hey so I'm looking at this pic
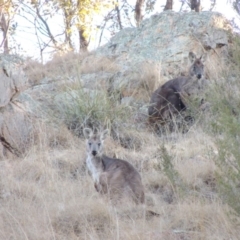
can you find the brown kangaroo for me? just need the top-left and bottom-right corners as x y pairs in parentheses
(83, 128), (145, 204)
(148, 52), (206, 126)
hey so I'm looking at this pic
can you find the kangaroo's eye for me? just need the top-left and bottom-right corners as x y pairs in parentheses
(98, 143), (101, 147)
(88, 142), (92, 146)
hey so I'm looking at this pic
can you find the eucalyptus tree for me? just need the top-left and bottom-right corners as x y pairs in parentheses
(0, 0), (18, 53)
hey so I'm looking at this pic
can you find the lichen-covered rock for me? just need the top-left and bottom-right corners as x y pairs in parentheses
(0, 102), (32, 157)
(97, 11), (231, 62)
(0, 54), (28, 108)
(89, 11), (232, 98)
(0, 54), (30, 157)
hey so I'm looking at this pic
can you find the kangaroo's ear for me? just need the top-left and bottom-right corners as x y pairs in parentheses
(83, 128), (93, 139)
(200, 53), (207, 63)
(101, 129), (109, 140)
(189, 52), (197, 63)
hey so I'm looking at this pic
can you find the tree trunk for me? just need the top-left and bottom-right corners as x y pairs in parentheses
(64, 19), (73, 50)
(0, 10), (9, 54)
(79, 28), (89, 52)
(116, 0), (123, 30)
(164, 0), (173, 11)
(191, 0), (201, 12)
(135, 0), (145, 27)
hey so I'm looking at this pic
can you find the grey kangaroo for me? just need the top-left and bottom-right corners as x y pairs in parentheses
(83, 128), (145, 204)
(148, 51), (206, 126)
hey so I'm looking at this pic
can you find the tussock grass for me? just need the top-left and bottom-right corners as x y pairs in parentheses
(80, 54), (119, 74)
(1, 117), (240, 239)
(52, 79), (137, 139)
(23, 58), (46, 86)
(196, 34), (240, 215)
(24, 52), (87, 86)
(119, 61), (160, 101)
(170, 201), (240, 239)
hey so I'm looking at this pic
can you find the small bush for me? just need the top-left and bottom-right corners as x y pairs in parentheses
(155, 145), (187, 200)
(53, 83), (135, 137)
(206, 35), (240, 214)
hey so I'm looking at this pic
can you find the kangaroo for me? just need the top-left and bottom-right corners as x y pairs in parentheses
(83, 128), (145, 204)
(148, 51), (206, 126)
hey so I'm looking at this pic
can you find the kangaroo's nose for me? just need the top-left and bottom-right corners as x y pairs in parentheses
(92, 150), (97, 156)
(197, 74), (202, 79)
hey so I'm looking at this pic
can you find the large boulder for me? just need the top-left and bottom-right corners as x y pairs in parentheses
(97, 11), (230, 62)
(0, 54), (28, 107)
(81, 11), (231, 100)
(0, 102), (32, 157)
(0, 54), (30, 158)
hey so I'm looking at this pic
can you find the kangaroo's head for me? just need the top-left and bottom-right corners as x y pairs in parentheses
(188, 52), (206, 80)
(83, 128), (109, 157)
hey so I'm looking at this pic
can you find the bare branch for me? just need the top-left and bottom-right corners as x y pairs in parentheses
(116, 0), (123, 29)
(35, 7), (57, 46)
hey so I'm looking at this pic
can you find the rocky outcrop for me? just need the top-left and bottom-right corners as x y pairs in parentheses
(97, 11), (230, 61)
(0, 11), (233, 156)
(64, 11), (230, 133)
(0, 54), (30, 157)
(0, 55), (28, 107)
(81, 11), (231, 100)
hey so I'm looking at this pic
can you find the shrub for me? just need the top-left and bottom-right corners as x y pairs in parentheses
(206, 34), (240, 214)
(53, 82), (134, 137)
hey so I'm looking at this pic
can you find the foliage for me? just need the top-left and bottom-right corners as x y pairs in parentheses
(206, 35), (240, 214)
(53, 82), (133, 137)
(229, 34), (240, 67)
(16, 0), (114, 60)
(211, 93), (240, 213)
(158, 145), (187, 198)
(55, 0), (115, 50)
(0, 0), (19, 53)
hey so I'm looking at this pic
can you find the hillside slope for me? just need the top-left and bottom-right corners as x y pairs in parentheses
(0, 10), (240, 240)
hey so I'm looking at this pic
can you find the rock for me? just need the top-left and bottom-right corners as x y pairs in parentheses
(0, 102), (33, 157)
(97, 11), (231, 62)
(0, 54), (30, 157)
(0, 54), (28, 108)
(89, 11), (231, 99)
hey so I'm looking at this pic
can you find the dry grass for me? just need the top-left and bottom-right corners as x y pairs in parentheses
(80, 54), (119, 74)
(24, 52), (89, 86)
(0, 120), (240, 240)
(119, 61), (161, 101)
(5, 35), (240, 239)
(23, 58), (46, 86)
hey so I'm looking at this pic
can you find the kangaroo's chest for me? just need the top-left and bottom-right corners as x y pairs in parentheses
(86, 155), (103, 183)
